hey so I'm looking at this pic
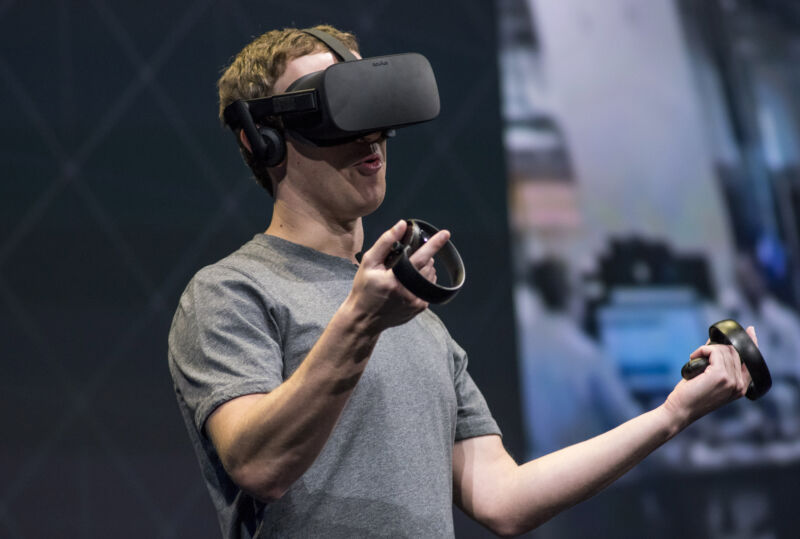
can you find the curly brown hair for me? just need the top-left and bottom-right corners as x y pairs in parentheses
(217, 25), (360, 196)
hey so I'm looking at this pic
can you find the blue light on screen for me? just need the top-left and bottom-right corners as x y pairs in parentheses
(598, 286), (707, 395)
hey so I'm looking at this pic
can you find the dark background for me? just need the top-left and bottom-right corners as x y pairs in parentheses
(6, 1), (797, 538)
(0, 1), (522, 537)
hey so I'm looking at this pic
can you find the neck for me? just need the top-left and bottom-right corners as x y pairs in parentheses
(266, 199), (364, 263)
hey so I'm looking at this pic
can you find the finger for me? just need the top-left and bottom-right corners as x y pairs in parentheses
(408, 229), (451, 268)
(411, 296), (429, 312)
(419, 258), (437, 283)
(361, 220), (407, 266)
(690, 340), (736, 359)
(689, 345), (713, 360)
(746, 325), (759, 347)
(740, 361), (753, 392)
(395, 287), (430, 313)
(724, 347), (750, 396)
(718, 344), (740, 376)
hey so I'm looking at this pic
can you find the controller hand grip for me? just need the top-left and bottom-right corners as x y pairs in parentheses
(681, 357), (709, 380)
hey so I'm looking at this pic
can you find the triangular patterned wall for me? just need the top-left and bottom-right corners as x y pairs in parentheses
(0, 1), (519, 537)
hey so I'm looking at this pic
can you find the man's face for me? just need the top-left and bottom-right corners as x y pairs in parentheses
(272, 51), (388, 222)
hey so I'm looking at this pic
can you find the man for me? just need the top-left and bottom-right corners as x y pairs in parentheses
(168, 25), (755, 538)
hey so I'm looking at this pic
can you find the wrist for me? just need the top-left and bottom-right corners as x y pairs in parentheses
(657, 397), (692, 438)
(332, 294), (385, 344)
(301, 298), (381, 382)
(338, 292), (386, 337)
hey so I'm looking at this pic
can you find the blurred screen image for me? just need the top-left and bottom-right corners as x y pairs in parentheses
(498, 0), (800, 536)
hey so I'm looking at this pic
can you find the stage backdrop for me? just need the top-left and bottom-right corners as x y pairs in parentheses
(0, 1), (519, 538)
(5, 1), (799, 538)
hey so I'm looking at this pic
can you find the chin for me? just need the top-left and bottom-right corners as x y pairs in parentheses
(358, 196), (385, 218)
(356, 188), (386, 218)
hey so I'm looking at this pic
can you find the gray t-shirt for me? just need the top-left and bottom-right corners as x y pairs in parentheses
(168, 234), (500, 538)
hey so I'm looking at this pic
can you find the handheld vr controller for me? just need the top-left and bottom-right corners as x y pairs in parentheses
(384, 219), (465, 305)
(222, 29), (440, 166)
(681, 319), (772, 400)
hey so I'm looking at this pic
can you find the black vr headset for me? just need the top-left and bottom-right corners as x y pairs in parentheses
(222, 28), (441, 166)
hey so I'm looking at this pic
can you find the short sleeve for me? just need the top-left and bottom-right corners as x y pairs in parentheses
(168, 264), (284, 434)
(451, 339), (502, 442)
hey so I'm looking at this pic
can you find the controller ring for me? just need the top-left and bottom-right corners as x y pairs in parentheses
(384, 219), (465, 304)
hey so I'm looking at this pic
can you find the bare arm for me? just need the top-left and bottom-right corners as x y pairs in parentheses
(205, 220), (447, 502)
(454, 330), (756, 537)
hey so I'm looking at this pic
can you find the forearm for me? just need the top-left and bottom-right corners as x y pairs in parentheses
(463, 405), (686, 536)
(513, 405), (683, 529)
(210, 296), (381, 501)
(459, 333), (752, 536)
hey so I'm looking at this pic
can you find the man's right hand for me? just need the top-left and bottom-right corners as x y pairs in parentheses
(345, 219), (451, 333)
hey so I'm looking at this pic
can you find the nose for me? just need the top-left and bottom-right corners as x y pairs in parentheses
(356, 130), (394, 143)
(356, 131), (383, 143)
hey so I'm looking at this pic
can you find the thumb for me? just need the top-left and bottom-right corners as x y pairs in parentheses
(746, 325), (759, 347)
(360, 220), (407, 267)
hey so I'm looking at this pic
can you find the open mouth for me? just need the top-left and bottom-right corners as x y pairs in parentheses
(354, 153), (383, 174)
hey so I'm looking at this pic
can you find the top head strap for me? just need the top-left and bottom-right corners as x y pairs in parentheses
(302, 29), (358, 62)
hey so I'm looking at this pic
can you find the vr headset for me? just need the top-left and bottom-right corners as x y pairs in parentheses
(222, 28), (441, 166)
